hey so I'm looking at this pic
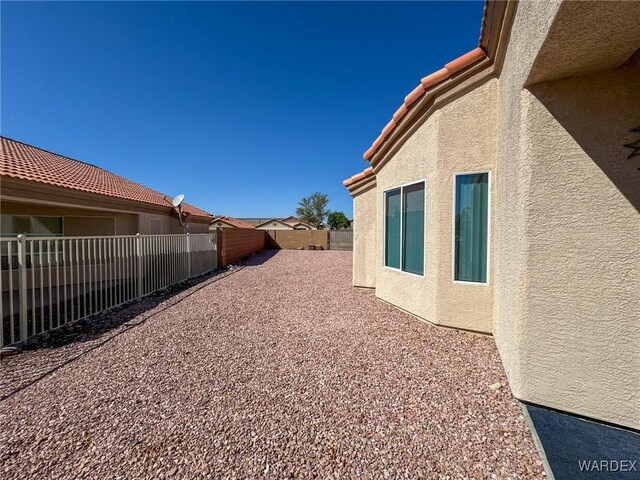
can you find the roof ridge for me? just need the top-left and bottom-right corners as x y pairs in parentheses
(1, 136), (212, 218)
(362, 47), (486, 161)
(0, 135), (108, 172)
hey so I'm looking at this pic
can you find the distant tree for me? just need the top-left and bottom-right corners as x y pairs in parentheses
(296, 192), (330, 229)
(327, 211), (351, 230)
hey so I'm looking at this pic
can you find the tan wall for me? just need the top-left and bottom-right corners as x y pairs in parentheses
(373, 79), (498, 334)
(0, 201), (137, 236)
(217, 228), (266, 267)
(492, 0), (563, 419)
(1, 200), (210, 236)
(495, 0), (639, 429)
(137, 213), (209, 235)
(352, 184), (377, 288)
(266, 230), (328, 250)
(257, 222), (292, 230)
(210, 222), (237, 229)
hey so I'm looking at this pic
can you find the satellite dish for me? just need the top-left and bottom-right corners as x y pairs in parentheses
(172, 194), (185, 207)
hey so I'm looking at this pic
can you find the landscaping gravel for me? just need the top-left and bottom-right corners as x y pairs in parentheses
(0, 250), (544, 479)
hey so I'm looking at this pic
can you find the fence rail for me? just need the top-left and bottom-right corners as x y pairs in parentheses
(329, 230), (353, 251)
(1, 233), (217, 348)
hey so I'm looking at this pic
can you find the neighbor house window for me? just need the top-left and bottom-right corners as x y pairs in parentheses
(0, 215), (63, 236)
(384, 181), (425, 275)
(454, 173), (489, 283)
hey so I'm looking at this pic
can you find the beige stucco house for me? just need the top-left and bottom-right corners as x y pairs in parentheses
(209, 216), (256, 229)
(236, 216), (315, 230)
(344, 0), (639, 431)
(1, 137), (213, 236)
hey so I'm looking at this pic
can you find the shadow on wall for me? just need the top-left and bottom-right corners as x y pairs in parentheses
(528, 49), (640, 212)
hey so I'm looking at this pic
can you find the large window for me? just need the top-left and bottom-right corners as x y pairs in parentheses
(0, 215), (63, 237)
(454, 173), (489, 283)
(384, 181), (425, 275)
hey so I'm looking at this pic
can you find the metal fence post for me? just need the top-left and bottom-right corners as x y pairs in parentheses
(17, 234), (28, 341)
(136, 233), (143, 298)
(186, 233), (191, 278)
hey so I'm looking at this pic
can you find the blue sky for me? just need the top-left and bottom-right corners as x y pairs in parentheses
(1, 1), (483, 218)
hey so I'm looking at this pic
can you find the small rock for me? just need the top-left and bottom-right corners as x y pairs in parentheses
(489, 382), (503, 391)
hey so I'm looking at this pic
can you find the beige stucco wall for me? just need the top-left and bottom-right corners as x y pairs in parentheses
(0, 201), (209, 236)
(492, 0), (563, 418)
(137, 213), (209, 235)
(373, 79), (498, 334)
(494, 0), (639, 429)
(0, 201), (137, 235)
(256, 222), (292, 230)
(352, 184), (377, 288)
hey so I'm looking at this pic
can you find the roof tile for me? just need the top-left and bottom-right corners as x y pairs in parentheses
(343, 166), (375, 187)
(421, 67), (450, 89)
(392, 104), (408, 123)
(404, 84), (426, 108)
(0, 136), (212, 218)
(211, 216), (255, 228)
(444, 47), (486, 76)
(362, 47), (487, 161)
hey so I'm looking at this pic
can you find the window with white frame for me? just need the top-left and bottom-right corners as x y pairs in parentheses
(454, 172), (489, 283)
(384, 181), (425, 275)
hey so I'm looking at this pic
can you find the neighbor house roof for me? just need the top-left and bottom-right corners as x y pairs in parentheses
(211, 216), (256, 229)
(0, 136), (213, 219)
(281, 216), (302, 225)
(255, 218), (294, 229)
(290, 221), (314, 229)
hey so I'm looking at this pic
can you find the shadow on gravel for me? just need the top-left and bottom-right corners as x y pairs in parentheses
(236, 249), (281, 266)
(0, 266), (244, 401)
(13, 268), (229, 354)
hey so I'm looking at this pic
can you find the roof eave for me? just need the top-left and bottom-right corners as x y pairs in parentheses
(364, 0), (517, 169)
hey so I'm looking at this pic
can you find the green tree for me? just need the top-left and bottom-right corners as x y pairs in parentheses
(296, 192), (330, 229)
(327, 211), (351, 230)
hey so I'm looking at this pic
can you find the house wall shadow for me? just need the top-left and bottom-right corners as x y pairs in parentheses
(528, 50), (640, 212)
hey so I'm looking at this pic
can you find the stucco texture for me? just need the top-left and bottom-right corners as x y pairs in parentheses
(494, 0), (639, 429)
(349, 0), (639, 430)
(352, 184), (377, 288)
(511, 63), (639, 429)
(373, 79), (498, 334)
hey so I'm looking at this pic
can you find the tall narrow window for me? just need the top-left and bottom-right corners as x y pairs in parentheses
(384, 181), (425, 275)
(402, 183), (425, 275)
(454, 173), (489, 283)
(385, 189), (401, 269)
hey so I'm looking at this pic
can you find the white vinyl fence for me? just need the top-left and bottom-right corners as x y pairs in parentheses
(1, 233), (217, 348)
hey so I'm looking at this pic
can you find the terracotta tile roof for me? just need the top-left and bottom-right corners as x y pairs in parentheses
(0, 136), (213, 219)
(211, 216), (256, 229)
(281, 216), (302, 225)
(362, 47), (486, 161)
(342, 167), (375, 187)
(290, 221), (314, 229)
(254, 218), (294, 229)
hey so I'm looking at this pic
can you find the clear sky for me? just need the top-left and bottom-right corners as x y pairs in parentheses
(1, 1), (484, 218)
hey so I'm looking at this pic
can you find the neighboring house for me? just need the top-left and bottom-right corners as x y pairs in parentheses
(254, 218), (296, 230)
(238, 216), (316, 230)
(209, 216), (256, 229)
(280, 216), (314, 230)
(344, 0), (639, 432)
(290, 222), (313, 230)
(0, 137), (213, 236)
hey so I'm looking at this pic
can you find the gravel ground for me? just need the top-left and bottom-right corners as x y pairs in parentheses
(0, 250), (544, 479)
